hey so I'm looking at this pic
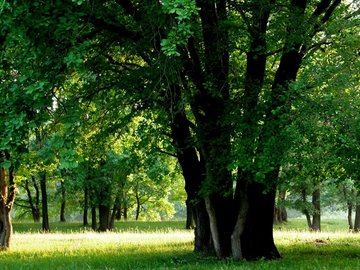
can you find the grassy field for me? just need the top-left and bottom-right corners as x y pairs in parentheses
(1, 219), (359, 269)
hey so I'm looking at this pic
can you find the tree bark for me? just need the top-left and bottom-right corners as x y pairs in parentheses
(311, 188), (321, 231)
(115, 192), (122, 220)
(135, 187), (140, 221)
(193, 200), (213, 254)
(98, 204), (110, 231)
(169, 102), (212, 253)
(109, 195), (120, 229)
(277, 190), (287, 223)
(0, 152), (16, 250)
(231, 178), (248, 260)
(25, 177), (40, 222)
(123, 197), (128, 221)
(83, 187), (89, 226)
(40, 172), (50, 232)
(60, 181), (66, 222)
(347, 204), (353, 231)
(353, 204), (360, 232)
(301, 189), (313, 229)
(115, 208), (121, 220)
(343, 187), (353, 230)
(185, 198), (195, 229)
(241, 179), (280, 260)
(91, 207), (97, 230)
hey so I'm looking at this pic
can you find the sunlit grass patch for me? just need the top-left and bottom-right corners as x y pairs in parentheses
(4, 219), (360, 269)
(3, 231), (195, 270)
(13, 220), (187, 234)
(11, 231), (194, 252)
(274, 218), (350, 232)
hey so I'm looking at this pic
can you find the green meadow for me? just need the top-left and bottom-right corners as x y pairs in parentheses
(1, 219), (360, 269)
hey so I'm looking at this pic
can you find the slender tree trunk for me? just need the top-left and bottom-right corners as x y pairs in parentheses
(91, 207), (97, 230)
(353, 205), (360, 232)
(24, 178), (40, 222)
(83, 187), (89, 226)
(40, 172), (50, 232)
(347, 203), (353, 231)
(277, 190), (287, 223)
(109, 195), (120, 229)
(123, 197), (128, 221)
(135, 188), (140, 221)
(109, 206), (116, 230)
(115, 192), (122, 220)
(301, 189), (312, 229)
(343, 188), (353, 230)
(60, 181), (66, 222)
(311, 188), (321, 231)
(115, 208), (121, 220)
(32, 176), (41, 222)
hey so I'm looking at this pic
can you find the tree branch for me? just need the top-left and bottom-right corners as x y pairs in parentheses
(321, 0), (342, 25)
(312, 0), (332, 18)
(115, 0), (141, 21)
(87, 16), (141, 42)
(156, 148), (178, 158)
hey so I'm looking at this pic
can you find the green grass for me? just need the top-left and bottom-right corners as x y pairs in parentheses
(274, 218), (351, 232)
(13, 220), (186, 233)
(1, 219), (359, 269)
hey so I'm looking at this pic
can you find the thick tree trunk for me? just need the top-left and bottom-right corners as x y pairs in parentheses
(311, 189), (321, 231)
(0, 152), (16, 250)
(83, 187), (89, 226)
(0, 209), (12, 251)
(98, 179), (111, 231)
(205, 193), (234, 258)
(40, 172), (50, 232)
(241, 180), (280, 260)
(193, 200), (213, 253)
(231, 179), (248, 260)
(98, 204), (110, 231)
(185, 198), (195, 229)
(60, 181), (66, 222)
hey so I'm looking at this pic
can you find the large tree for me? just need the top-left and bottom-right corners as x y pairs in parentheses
(2, 0), (357, 260)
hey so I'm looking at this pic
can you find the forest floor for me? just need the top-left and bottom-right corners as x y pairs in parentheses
(1, 219), (360, 269)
